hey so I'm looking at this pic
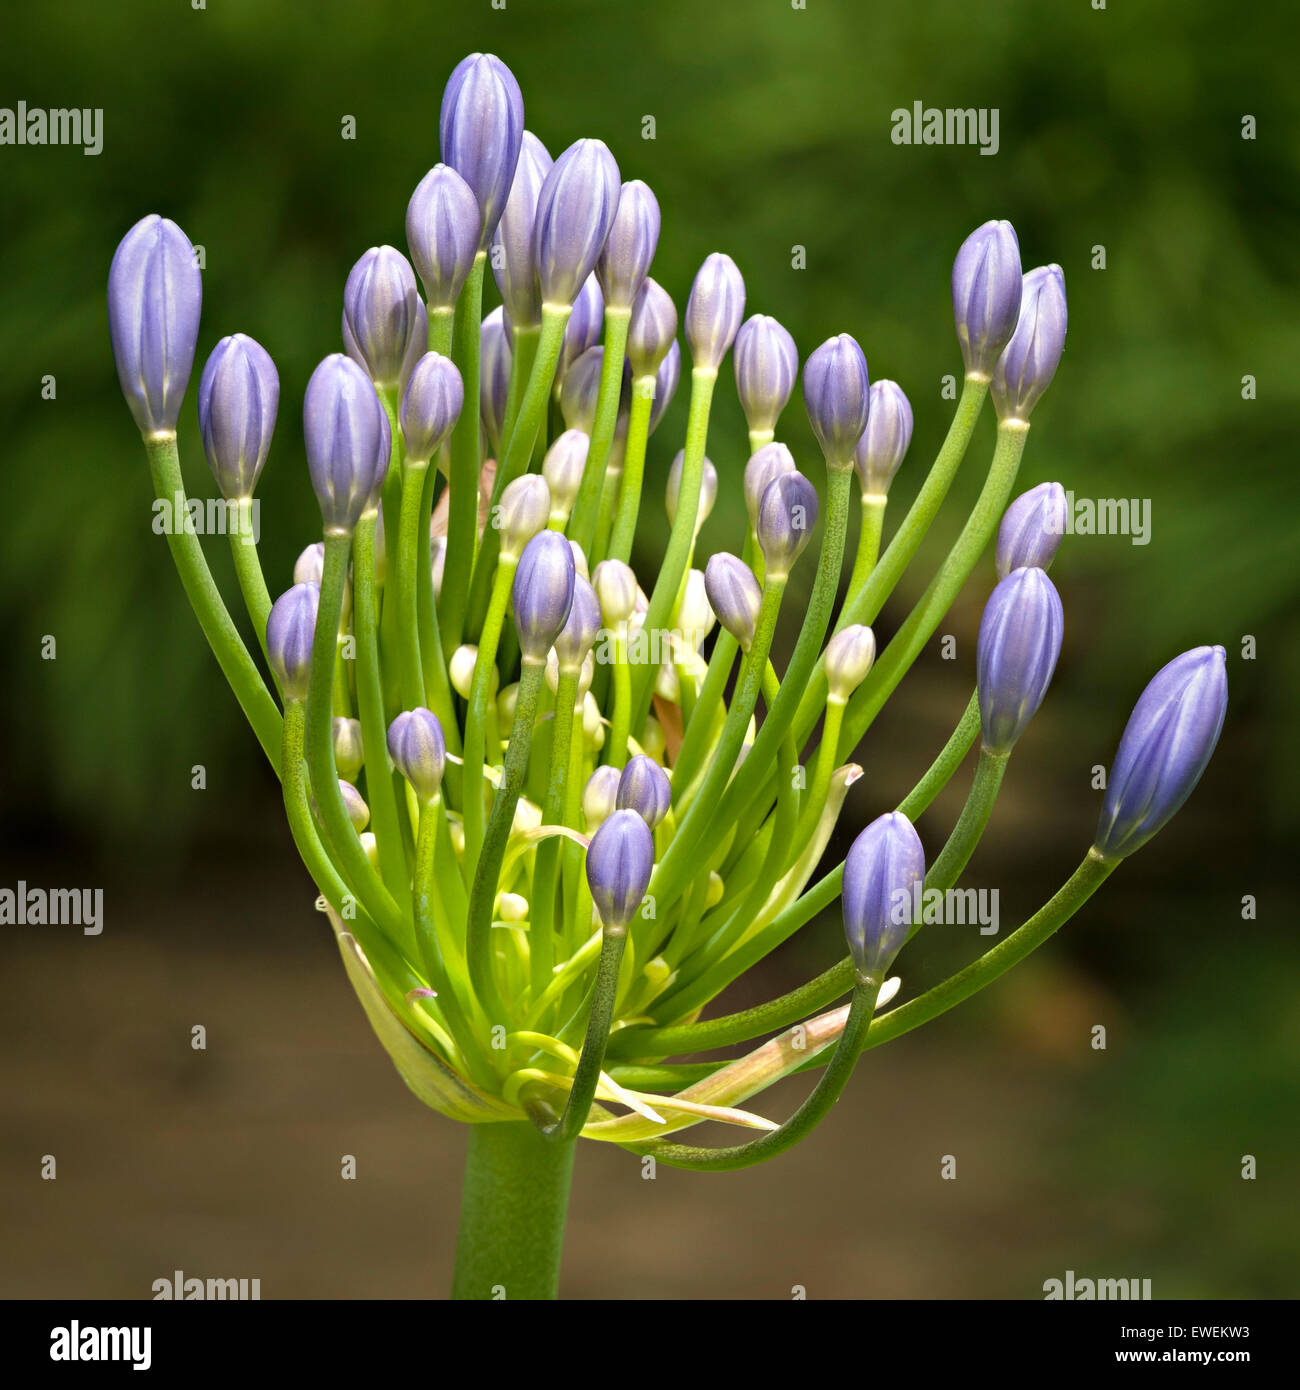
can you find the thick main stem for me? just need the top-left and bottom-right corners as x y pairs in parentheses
(452, 1122), (576, 1300)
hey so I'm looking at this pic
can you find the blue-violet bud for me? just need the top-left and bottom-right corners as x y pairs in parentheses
(704, 553), (762, 651)
(342, 246), (421, 389)
(734, 313), (798, 437)
(401, 352), (464, 463)
(197, 333), (279, 500)
(513, 530), (576, 660)
(533, 138), (622, 308)
(303, 354), (391, 533)
(405, 163), (481, 309)
(597, 179), (660, 311)
(497, 474), (550, 562)
(648, 339), (680, 435)
(266, 582), (319, 701)
(996, 481), (1067, 578)
(803, 333), (870, 468)
(107, 214), (202, 435)
(756, 471), (819, 581)
(684, 252), (745, 373)
(439, 53), (524, 251)
(1093, 646), (1228, 860)
(952, 219), (1023, 378)
(586, 808), (654, 930)
(387, 708), (447, 802)
(825, 624), (877, 702)
(626, 276), (677, 378)
(744, 442), (797, 530)
(554, 575), (602, 671)
(843, 812), (927, 979)
(616, 754), (672, 829)
(480, 307), (512, 458)
(854, 379), (913, 499)
(976, 567), (1065, 754)
(991, 264), (1068, 423)
(490, 131), (553, 330)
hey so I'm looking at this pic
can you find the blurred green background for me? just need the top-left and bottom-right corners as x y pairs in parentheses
(2, 0), (1297, 1298)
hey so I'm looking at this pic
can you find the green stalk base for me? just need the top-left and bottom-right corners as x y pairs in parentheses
(451, 1122), (576, 1300)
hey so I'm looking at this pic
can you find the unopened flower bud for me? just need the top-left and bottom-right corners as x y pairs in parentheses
(825, 624), (877, 702)
(991, 265), (1068, 423)
(557, 274), (603, 385)
(480, 307), (512, 458)
(952, 219), (1023, 378)
(744, 442), (797, 530)
(513, 530), (576, 661)
(626, 276), (677, 378)
(977, 568), (1064, 754)
(855, 380), (913, 499)
(497, 474), (550, 562)
(582, 765), (621, 829)
(386, 707), (447, 801)
(266, 582), (319, 700)
(616, 754), (672, 828)
(108, 214), (203, 436)
(592, 558), (637, 626)
(490, 131), (552, 330)
(449, 645), (481, 700)
(198, 334), (279, 500)
(803, 333), (870, 468)
(678, 568), (715, 647)
(401, 352), (464, 463)
(756, 471), (819, 581)
(533, 138), (622, 308)
(843, 812), (926, 979)
(560, 345), (603, 433)
(996, 481), (1067, 578)
(542, 429), (589, 522)
(734, 314), (798, 436)
(332, 717), (364, 782)
(597, 179), (660, 310)
(684, 252), (745, 372)
(303, 354), (391, 533)
(405, 162), (481, 310)
(586, 808), (654, 930)
(497, 680), (519, 735)
(337, 780), (369, 833)
(440, 52), (524, 250)
(665, 451), (717, 531)
(343, 246), (421, 389)
(640, 717), (666, 763)
(704, 553), (762, 651)
(1093, 646), (1227, 860)
(553, 576), (601, 671)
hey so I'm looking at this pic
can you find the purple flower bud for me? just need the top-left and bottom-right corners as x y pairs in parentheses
(704, 553), (762, 651)
(996, 481), (1067, 579)
(648, 338), (681, 437)
(387, 707), (447, 801)
(616, 754), (672, 829)
(734, 314), (798, 435)
(952, 219), (1023, 377)
(400, 351), (464, 464)
(803, 333), (870, 468)
(582, 765), (622, 829)
(626, 276), (677, 378)
(559, 345), (603, 434)
(339, 779), (370, 832)
(991, 265), (1068, 423)
(343, 246), (421, 389)
(592, 558), (637, 626)
(533, 139), (622, 308)
(825, 624), (877, 701)
(480, 307), (512, 458)
(597, 179), (660, 311)
(557, 274), (604, 384)
(554, 575), (602, 670)
(976, 568), (1064, 754)
(497, 474), (550, 561)
(684, 252), (745, 372)
(513, 530), (576, 660)
(1094, 646), (1227, 860)
(756, 471), (819, 581)
(266, 582), (320, 700)
(843, 812), (926, 979)
(107, 214), (202, 435)
(293, 542), (324, 587)
(405, 163), (481, 310)
(303, 354), (391, 533)
(743, 442), (797, 530)
(439, 53), (524, 251)
(586, 807), (654, 929)
(543, 429), (589, 521)
(332, 716), (365, 782)
(490, 131), (553, 330)
(666, 451), (717, 529)
(854, 380), (913, 499)
(197, 333), (279, 499)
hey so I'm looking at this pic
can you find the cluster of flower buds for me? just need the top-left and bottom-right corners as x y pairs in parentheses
(108, 52), (1228, 1171)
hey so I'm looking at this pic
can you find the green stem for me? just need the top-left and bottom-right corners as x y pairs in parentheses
(628, 367), (717, 731)
(463, 562), (516, 868)
(465, 657), (546, 1025)
(632, 979), (881, 1171)
(791, 374), (990, 747)
(606, 374), (655, 564)
(227, 497), (274, 664)
(144, 435), (281, 768)
(568, 306), (631, 552)
(835, 420), (1028, 760)
(451, 1121), (575, 1300)
(353, 514), (413, 907)
(924, 745), (1007, 893)
(842, 492), (886, 615)
(441, 252), (486, 656)
(671, 630), (737, 792)
(529, 668), (580, 1000)
(395, 460), (429, 710)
